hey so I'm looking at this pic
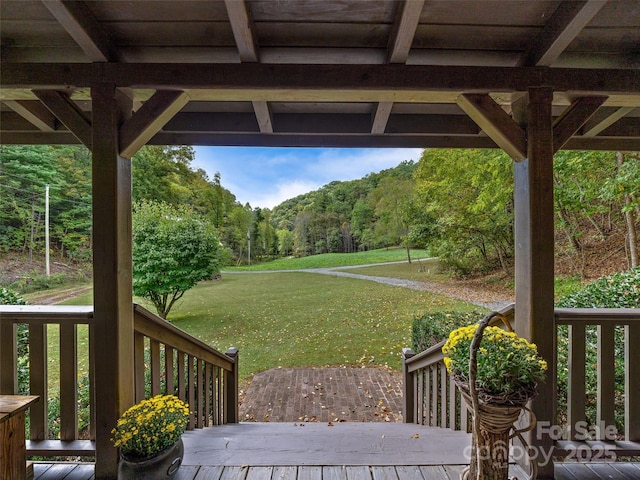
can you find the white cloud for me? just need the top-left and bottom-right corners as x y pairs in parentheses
(192, 146), (423, 209)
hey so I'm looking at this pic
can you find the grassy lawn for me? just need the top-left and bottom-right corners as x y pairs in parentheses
(347, 257), (448, 283)
(225, 247), (431, 271)
(61, 270), (478, 384)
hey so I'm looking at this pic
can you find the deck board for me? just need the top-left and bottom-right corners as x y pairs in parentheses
(30, 462), (640, 479)
(182, 422), (471, 466)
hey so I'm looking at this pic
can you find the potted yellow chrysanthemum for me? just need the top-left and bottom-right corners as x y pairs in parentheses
(111, 394), (190, 479)
(443, 313), (547, 480)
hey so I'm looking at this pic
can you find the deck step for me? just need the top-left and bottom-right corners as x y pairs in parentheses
(182, 422), (472, 467)
(27, 440), (95, 456)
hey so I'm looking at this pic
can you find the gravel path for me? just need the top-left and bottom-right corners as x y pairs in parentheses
(224, 261), (513, 311)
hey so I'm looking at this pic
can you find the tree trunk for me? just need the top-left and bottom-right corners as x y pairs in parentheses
(618, 152), (638, 268)
(405, 244), (412, 264)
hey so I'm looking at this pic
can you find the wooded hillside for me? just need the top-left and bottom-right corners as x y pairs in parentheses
(1, 146), (638, 281)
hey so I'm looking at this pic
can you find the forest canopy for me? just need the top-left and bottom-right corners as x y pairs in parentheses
(1, 145), (638, 278)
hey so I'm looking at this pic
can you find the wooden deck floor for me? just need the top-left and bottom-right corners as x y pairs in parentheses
(30, 423), (640, 479)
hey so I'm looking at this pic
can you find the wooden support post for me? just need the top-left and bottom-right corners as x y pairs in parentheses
(514, 87), (556, 479)
(402, 348), (415, 424)
(91, 82), (134, 479)
(224, 347), (239, 424)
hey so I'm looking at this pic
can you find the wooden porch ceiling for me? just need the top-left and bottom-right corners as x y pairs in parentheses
(1, 0), (640, 150)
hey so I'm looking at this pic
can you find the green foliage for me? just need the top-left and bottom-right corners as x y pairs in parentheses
(0, 285), (26, 305)
(411, 311), (482, 353)
(556, 267), (640, 308)
(132, 201), (221, 319)
(443, 324), (547, 397)
(10, 271), (89, 294)
(414, 149), (514, 276)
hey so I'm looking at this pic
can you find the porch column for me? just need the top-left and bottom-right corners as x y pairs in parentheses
(91, 83), (135, 479)
(514, 87), (556, 479)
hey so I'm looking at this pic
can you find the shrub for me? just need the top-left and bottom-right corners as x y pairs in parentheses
(556, 267), (640, 308)
(0, 285), (26, 305)
(412, 310), (482, 353)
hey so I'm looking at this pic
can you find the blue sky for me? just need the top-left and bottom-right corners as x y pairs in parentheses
(193, 147), (422, 209)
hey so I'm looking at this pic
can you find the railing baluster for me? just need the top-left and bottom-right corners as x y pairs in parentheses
(176, 351), (186, 403)
(196, 359), (204, 428)
(29, 322), (48, 440)
(150, 339), (161, 396)
(597, 324), (616, 438)
(188, 355), (195, 429)
(165, 346), (175, 396)
(626, 324), (640, 441)
(431, 365), (438, 427)
(88, 323), (96, 439)
(423, 368), (429, 426)
(449, 370), (457, 430)
(440, 363), (447, 428)
(134, 331), (145, 403)
(204, 362), (212, 427)
(567, 324), (586, 440)
(0, 321), (16, 394)
(59, 323), (78, 440)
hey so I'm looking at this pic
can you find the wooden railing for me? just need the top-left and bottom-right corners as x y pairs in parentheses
(133, 304), (238, 428)
(402, 304), (514, 431)
(554, 308), (640, 449)
(0, 304), (238, 457)
(403, 305), (640, 455)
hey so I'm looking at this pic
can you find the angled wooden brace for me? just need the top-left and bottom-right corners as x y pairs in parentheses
(457, 94), (527, 161)
(553, 96), (607, 152)
(33, 90), (92, 148)
(3, 100), (56, 132)
(119, 90), (190, 159)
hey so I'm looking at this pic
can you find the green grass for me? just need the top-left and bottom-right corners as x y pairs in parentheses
(60, 270), (476, 384)
(347, 258), (448, 283)
(225, 247), (430, 271)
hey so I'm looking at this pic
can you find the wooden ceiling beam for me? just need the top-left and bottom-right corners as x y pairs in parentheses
(583, 106), (636, 137)
(518, 0), (607, 67)
(41, 0), (122, 62)
(224, 0), (259, 62)
(251, 101), (273, 133)
(371, 102), (393, 134)
(119, 90), (190, 159)
(2, 100), (56, 131)
(33, 89), (92, 148)
(457, 94), (527, 161)
(552, 96), (607, 152)
(3, 64), (640, 96)
(387, 0), (425, 64)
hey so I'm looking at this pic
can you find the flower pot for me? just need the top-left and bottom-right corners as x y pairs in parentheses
(118, 438), (184, 480)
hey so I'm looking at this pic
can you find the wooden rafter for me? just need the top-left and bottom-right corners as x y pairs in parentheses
(371, 102), (393, 134)
(2, 100), (56, 132)
(33, 90), (92, 148)
(119, 90), (190, 158)
(224, 0), (259, 62)
(518, 0), (607, 66)
(387, 0), (425, 64)
(552, 96), (607, 152)
(41, 0), (122, 62)
(375, 0), (425, 134)
(457, 94), (527, 161)
(251, 101), (273, 133)
(583, 107), (636, 137)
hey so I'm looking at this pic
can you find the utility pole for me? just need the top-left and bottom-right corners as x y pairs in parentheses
(45, 183), (50, 276)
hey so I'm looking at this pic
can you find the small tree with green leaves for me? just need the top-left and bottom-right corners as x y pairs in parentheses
(133, 201), (221, 319)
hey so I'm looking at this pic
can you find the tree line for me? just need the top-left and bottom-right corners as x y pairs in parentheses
(1, 145), (638, 277)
